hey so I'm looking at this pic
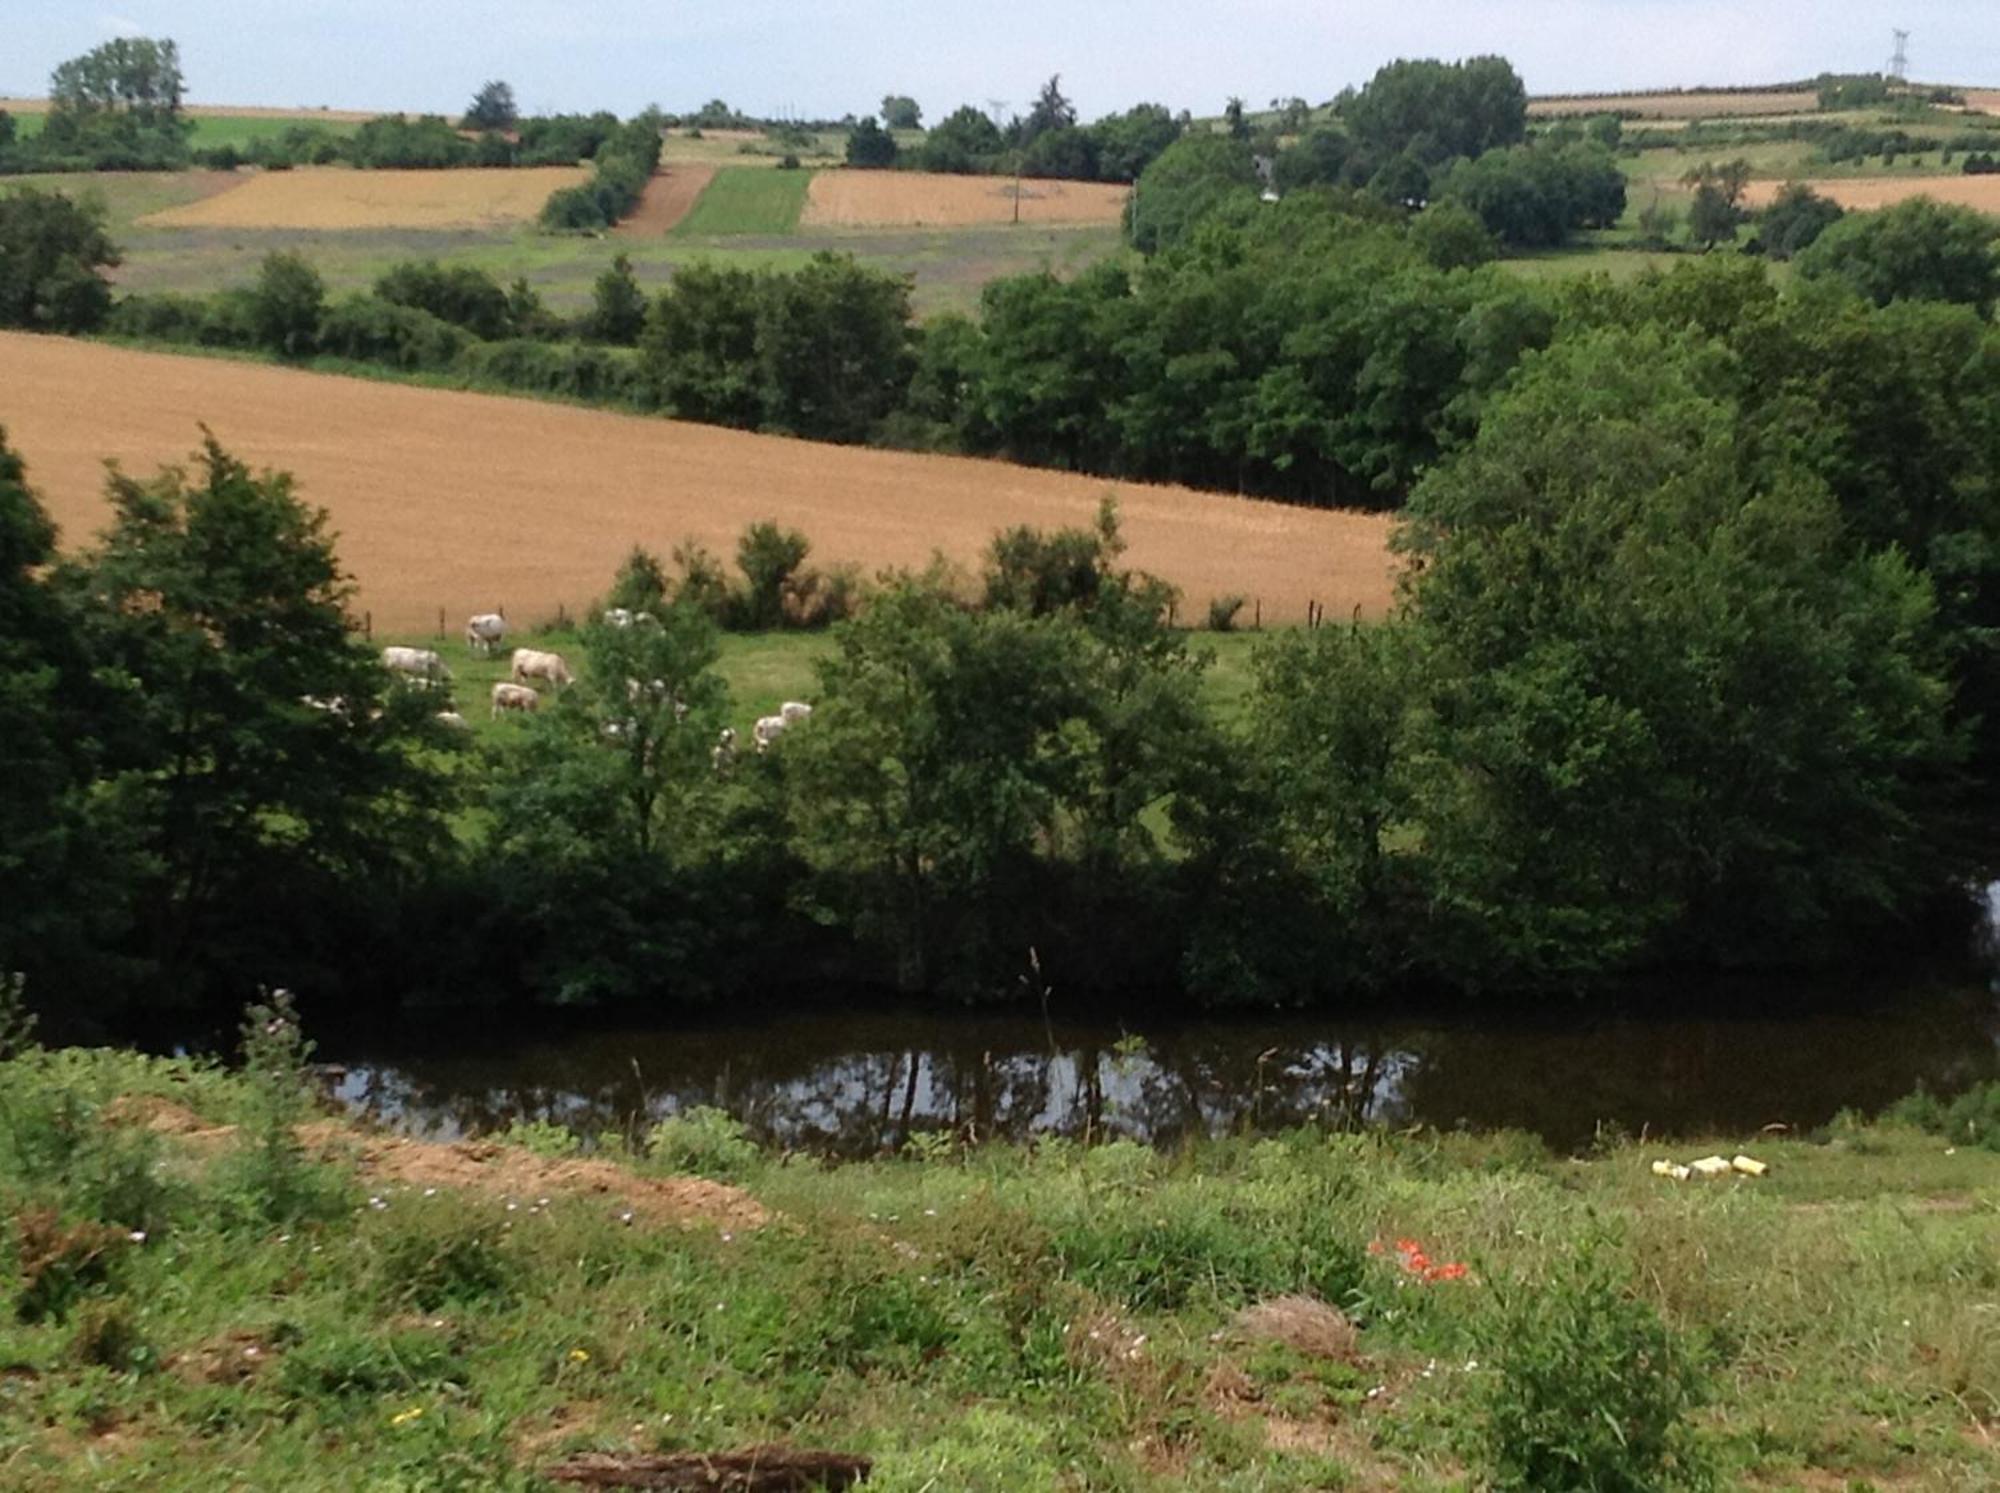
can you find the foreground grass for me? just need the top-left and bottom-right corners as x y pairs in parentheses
(671, 166), (814, 237)
(2, 1044), (1997, 1490)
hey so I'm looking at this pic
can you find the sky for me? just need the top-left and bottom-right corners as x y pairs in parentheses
(7, 2), (2000, 121)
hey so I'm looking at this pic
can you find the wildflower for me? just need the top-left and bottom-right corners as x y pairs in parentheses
(1428, 1261), (1469, 1283)
(567, 1348), (590, 1364)
(390, 1406), (425, 1427)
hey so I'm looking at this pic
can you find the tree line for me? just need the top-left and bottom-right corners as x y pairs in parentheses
(5, 297), (1994, 1031)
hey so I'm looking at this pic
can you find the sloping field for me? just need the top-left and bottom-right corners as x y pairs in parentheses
(3, 336), (1396, 632)
(804, 170), (1130, 228)
(1529, 90), (1818, 119)
(1965, 89), (2000, 116)
(137, 165), (588, 230)
(615, 166), (718, 235)
(1741, 175), (2000, 212)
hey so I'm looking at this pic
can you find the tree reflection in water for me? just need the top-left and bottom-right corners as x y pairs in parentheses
(321, 979), (2000, 1156)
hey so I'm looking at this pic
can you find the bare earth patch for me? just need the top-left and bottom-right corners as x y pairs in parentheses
(6, 335), (1397, 632)
(102, 1095), (766, 1230)
(136, 165), (589, 230)
(1741, 175), (2000, 212)
(615, 166), (719, 236)
(803, 170), (1129, 228)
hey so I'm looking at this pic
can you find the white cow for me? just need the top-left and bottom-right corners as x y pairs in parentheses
(603, 608), (657, 629)
(779, 700), (814, 726)
(436, 709), (470, 729)
(511, 648), (574, 689)
(465, 613), (508, 656)
(490, 681), (540, 717)
(753, 714), (789, 753)
(382, 645), (450, 683)
(300, 694), (349, 718)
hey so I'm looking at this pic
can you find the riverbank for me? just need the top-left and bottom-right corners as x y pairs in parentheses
(3, 1040), (1997, 1490)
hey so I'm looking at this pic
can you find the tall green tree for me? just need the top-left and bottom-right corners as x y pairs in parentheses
(0, 188), (121, 333)
(585, 253), (648, 345)
(460, 80), (518, 132)
(1341, 56), (1527, 167)
(1796, 197), (2000, 315)
(57, 436), (459, 1002)
(247, 251), (324, 357)
(845, 117), (899, 169)
(753, 253), (914, 443)
(916, 105), (1004, 173)
(640, 261), (765, 427)
(879, 94), (922, 130)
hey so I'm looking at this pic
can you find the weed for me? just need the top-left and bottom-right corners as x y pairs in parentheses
(646, 1105), (760, 1180)
(12, 1210), (128, 1325)
(498, 1117), (581, 1159)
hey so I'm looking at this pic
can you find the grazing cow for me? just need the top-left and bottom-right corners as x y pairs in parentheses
(382, 645), (450, 682)
(300, 694), (349, 718)
(511, 648), (574, 689)
(712, 726), (738, 773)
(436, 709), (469, 729)
(753, 714), (789, 753)
(603, 608), (657, 629)
(491, 681), (540, 717)
(779, 700), (814, 726)
(465, 613), (507, 656)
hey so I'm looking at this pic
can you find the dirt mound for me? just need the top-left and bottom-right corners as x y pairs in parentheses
(297, 1124), (768, 1230)
(1228, 1295), (1361, 1360)
(101, 1095), (763, 1230)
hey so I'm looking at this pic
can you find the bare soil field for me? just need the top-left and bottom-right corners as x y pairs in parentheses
(1741, 174), (2000, 211)
(1962, 89), (2000, 116)
(136, 165), (588, 230)
(0, 97), (376, 121)
(803, 170), (1130, 229)
(3, 336), (1396, 632)
(1529, 90), (1818, 119)
(615, 165), (719, 235)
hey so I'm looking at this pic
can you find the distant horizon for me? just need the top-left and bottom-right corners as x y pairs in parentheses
(7, 2), (2000, 124)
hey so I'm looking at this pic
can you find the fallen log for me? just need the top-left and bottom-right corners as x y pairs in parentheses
(545, 1446), (871, 1491)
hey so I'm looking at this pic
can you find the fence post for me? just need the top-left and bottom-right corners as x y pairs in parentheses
(437, 607), (445, 641)
(1254, 598), (1262, 631)
(363, 610), (372, 641)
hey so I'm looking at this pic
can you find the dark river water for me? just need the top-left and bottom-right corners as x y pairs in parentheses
(316, 891), (2000, 1154)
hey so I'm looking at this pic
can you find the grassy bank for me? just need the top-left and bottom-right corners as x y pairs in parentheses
(2, 1029), (1997, 1491)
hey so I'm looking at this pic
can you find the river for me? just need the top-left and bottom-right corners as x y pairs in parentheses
(315, 943), (2000, 1156)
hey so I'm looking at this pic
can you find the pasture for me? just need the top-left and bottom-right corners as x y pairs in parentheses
(136, 165), (591, 230)
(5, 334), (1398, 636)
(667, 166), (814, 236)
(803, 169), (1131, 229)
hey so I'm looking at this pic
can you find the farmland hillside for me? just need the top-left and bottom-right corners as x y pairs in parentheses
(2, 333), (1395, 632)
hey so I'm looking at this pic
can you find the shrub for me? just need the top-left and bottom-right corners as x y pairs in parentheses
(11, 1209), (128, 1324)
(734, 521), (813, 630)
(646, 1106), (760, 1181)
(1888, 1081), (2000, 1150)
(247, 251), (324, 358)
(499, 1117), (580, 1158)
(373, 260), (513, 339)
(375, 1215), (517, 1310)
(278, 1326), (465, 1398)
(1470, 1230), (1714, 1491)
(220, 989), (349, 1226)
(316, 294), (470, 371)
(104, 291), (211, 344)
(1207, 594), (1246, 632)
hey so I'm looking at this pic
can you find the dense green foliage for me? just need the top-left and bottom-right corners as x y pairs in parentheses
(537, 111), (665, 231)
(1755, 180), (1844, 260)
(0, 187), (120, 332)
(1795, 196), (2000, 315)
(11, 36), (190, 170)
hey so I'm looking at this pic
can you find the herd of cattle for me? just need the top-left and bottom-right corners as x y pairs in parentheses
(371, 611), (811, 766)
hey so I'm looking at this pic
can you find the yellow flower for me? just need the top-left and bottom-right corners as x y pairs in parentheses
(568, 1348), (590, 1364)
(389, 1406), (425, 1427)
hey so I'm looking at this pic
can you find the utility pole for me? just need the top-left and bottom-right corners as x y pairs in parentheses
(1889, 28), (1911, 83)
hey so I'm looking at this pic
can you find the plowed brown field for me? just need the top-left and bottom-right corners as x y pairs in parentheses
(137, 166), (589, 230)
(615, 166), (718, 235)
(803, 170), (1129, 228)
(1741, 175), (2000, 212)
(2, 336), (1396, 632)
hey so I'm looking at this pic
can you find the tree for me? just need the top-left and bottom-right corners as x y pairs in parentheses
(1680, 160), (1750, 250)
(753, 252), (914, 443)
(1126, 133), (1260, 253)
(1394, 328), (1964, 977)
(1224, 97), (1250, 140)
(640, 261), (764, 427)
(917, 105), (1004, 173)
(1795, 197), (2000, 316)
(57, 435), (458, 1002)
(1758, 181), (1844, 260)
(483, 588), (730, 1004)
(0, 188), (121, 333)
(373, 259), (513, 339)
(247, 251), (324, 357)
(44, 34), (187, 163)
(735, 522), (812, 630)
(1023, 75), (1077, 145)
(461, 80), (519, 132)
(880, 94), (922, 130)
(1409, 200), (1498, 269)
(1088, 103), (1182, 183)
(1342, 56), (1527, 168)
(585, 253), (647, 345)
(845, 117), (899, 169)
(0, 432), (119, 1003)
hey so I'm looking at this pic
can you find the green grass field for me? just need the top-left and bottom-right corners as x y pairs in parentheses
(669, 166), (813, 237)
(4, 1039), (1997, 1490)
(6, 112), (362, 150)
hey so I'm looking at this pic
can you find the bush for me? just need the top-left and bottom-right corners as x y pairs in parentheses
(734, 520), (813, 630)
(373, 259), (514, 339)
(1207, 594), (1247, 632)
(1888, 1081), (2000, 1150)
(374, 1214), (517, 1310)
(646, 1106), (760, 1180)
(1471, 1231), (1714, 1491)
(316, 294), (470, 370)
(104, 291), (211, 344)
(247, 251), (324, 358)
